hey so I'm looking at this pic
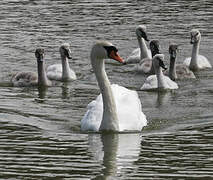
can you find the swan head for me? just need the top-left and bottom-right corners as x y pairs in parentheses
(190, 29), (201, 44)
(59, 43), (72, 59)
(91, 41), (124, 64)
(149, 40), (160, 56)
(169, 44), (179, 60)
(153, 54), (167, 70)
(35, 48), (45, 62)
(136, 25), (149, 41)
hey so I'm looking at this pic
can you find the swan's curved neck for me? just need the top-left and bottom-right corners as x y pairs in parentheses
(91, 55), (119, 131)
(155, 67), (167, 89)
(190, 40), (200, 70)
(61, 55), (71, 81)
(169, 57), (177, 81)
(137, 37), (149, 60)
(37, 61), (51, 86)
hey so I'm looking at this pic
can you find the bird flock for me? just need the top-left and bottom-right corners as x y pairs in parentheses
(8, 25), (212, 133)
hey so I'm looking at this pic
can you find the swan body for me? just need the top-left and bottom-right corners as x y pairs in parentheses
(164, 44), (196, 80)
(81, 41), (147, 132)
(135, 40), (160, 74)
(11, 71), (38, 87)
(127, 48), (151, 64)
(183, 29), (212, 71)
(141, 54), (178, 91)
(125, 25), (151, 64)
(81, 84), (146, 132)
(11, 48), (52, 87)
(47, 43), (77, 81)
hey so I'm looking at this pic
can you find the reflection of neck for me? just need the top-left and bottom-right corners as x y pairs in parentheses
(61, 54), (71, 81)
(169, 57), (177, 81)
(37, 86), (48, 99)
(190, 40), (200, 71)
(101, 134), (118, 177)
(37, 60), (51, 86)
(137, 37), (149, 60)
(155, 66), (167, 89)
(91, 55), (119, 131)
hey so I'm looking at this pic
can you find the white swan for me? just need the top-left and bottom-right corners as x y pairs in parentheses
(183, 29), (212, 71)
(81, 41), (147, 132)
(164, 44), (196, 81)
(11, 48), (52, 87)
(47, 43), (77, 81)
(141, 54), (178, 91)
(125, 25), (151, 64)
(135, 39), (160, 74)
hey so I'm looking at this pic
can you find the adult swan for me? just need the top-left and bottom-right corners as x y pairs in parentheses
(81, 41), (147, 132)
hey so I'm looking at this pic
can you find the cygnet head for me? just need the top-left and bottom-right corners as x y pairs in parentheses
(169, 44), (179, 60)
(91, 40), (124, 64)
(136, 25), (149, 41)
(150, 39), (160, 56)
(59, 43), (72, 59)
(35, 48), (45, 62)
(190, 29), (201, 44)
(153, 54), (167, 71)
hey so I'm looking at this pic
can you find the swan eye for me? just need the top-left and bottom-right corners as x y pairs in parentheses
(158, 58), (167, 70)
(104, 46), (118, 56)
(139, 30), (149, 41)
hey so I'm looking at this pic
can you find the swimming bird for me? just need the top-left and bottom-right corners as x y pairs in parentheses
(81, 41), (147, 132)
(125, 25), (151, 64)
(47, 43), (77, 81)
(164, 44), (196, 81)
(183, 29), (212, 71)
(135, 39), (160, 74)
(11, 48), (52, 87)
(141, 54), (178, 91)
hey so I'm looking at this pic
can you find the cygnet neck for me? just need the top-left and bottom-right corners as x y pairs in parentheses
(155, 66), (167, 89)
(61, 54), (72, 81)
(37, 60), (51, 86)
(190, 40), (200, 71)
(169, 57), (177, 81)
(137, 36), (149, 60)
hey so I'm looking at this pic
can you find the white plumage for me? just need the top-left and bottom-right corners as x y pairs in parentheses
(81, 84), (147, 132)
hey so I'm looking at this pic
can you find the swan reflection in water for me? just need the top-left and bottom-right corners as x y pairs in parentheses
(88, 133), (142, 179)
(36, 82), (72, 102)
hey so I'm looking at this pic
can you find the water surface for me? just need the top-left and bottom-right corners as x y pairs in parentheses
(0, 0), (213, 179)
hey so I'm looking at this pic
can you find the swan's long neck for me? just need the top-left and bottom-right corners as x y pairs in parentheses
(91, 56), (119, 131)
(61, 55), (71, 81)
(155, 66), (167, 89)
(190, 40), (200, 71)
(169, 57), (177, 81)
(138, 37), (149, 60)
(149, 47), (158, 75)
(37, 61), (51, 86)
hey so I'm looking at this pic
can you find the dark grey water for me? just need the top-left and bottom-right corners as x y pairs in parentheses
(0, 0), (213, 179)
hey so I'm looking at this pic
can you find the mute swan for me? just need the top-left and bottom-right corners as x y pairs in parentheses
(125, 25), (151, 64)
(141, 54), (178, 91)
(164, 44), (196, 81)
(81, 41), (147, 132)
(135, 39), (160, 74)
(11, 48), (52, 87)
(183, 29), (212, 71)
(47, 43), (77, 81)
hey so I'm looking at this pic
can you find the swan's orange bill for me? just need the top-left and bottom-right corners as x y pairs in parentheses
(109, 51), (124, 64)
